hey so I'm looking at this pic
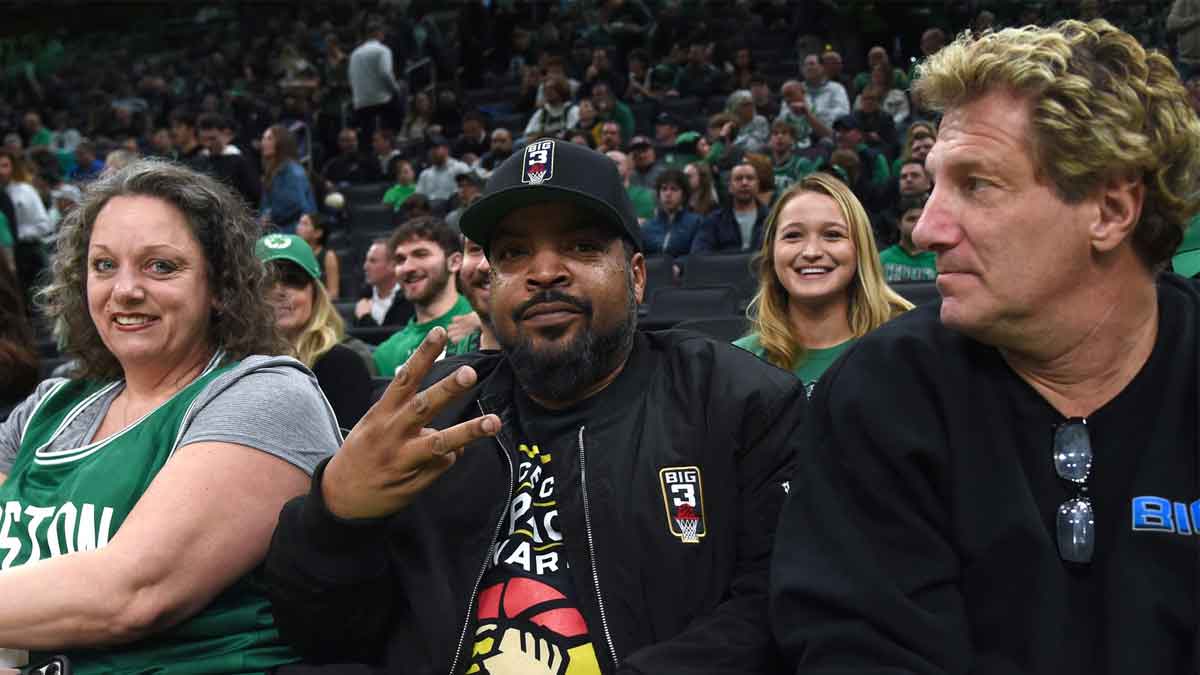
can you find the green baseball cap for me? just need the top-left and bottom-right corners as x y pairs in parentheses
(255, 233), (321, 281)
(1172, 216), (1200, 278)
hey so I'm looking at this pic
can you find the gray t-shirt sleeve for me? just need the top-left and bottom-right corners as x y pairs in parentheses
(178, 356), (342, 476)
(0, 378), (68, 474)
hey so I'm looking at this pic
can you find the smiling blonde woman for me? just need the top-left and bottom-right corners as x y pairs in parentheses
(735, 172), (911, 394)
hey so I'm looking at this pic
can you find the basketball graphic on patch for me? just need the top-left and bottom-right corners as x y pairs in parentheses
(660, 465), (707, 543)
(522, 140), (556, 185)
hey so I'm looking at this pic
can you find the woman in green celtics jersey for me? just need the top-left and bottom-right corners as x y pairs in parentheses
(0, 159), (341, 673)
(735, 172), (912, 395)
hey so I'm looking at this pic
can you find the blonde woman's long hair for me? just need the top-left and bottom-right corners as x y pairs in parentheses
(746, 172), (912, 370)
(291, 274), (345, 368)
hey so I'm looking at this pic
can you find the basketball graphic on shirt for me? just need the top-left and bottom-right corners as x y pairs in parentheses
(468, 578), (599, 675)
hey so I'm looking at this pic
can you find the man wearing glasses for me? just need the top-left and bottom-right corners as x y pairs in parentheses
(771, 19), (1200, 675)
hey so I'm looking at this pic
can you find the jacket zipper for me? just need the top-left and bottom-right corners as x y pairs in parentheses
(578, 425), (620, 670)
(448, 402), (514, 675)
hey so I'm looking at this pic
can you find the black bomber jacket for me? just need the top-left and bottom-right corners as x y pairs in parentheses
(264, 330), (806, 675)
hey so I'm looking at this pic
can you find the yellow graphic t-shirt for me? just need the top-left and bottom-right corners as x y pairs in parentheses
(468, 442), (600, 675)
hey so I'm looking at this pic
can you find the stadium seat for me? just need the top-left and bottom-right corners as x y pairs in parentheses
(683, 252), (758, 310)
(334, 300), (357, 325)
(348, 325), (398, 346)
(643, 254), (675, 303)
(891, 281), (941, 306)
(674, 316), (750, 343)
(629, 100), (657, 136)
(659, 97), (701, 120)
(641, 284), (740, 331)
(341, 182), (392, 206)
(348, 203), (396, 231)
(370, 376), (392, 404)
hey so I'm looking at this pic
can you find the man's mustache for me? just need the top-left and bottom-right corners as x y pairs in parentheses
(512, 291), (592, 322)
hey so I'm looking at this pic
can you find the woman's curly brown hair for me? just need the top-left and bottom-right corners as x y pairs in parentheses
(914, 19), (1200, 269)
(39, 158), (289, 381)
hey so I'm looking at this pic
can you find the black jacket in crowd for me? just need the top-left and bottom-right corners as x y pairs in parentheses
(265, 330), (806, 674)
(771, 274), (1200, 675)
(353, 285), (414, 329)
(208, 152), (262, 207)
(691, 202), (770, 254)
(322, 152), (382, 187)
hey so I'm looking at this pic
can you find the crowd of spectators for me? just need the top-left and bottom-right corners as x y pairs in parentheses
(0, 0), (1184, 365)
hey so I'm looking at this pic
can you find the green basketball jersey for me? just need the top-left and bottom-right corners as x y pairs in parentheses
(3, 351), (300, 674)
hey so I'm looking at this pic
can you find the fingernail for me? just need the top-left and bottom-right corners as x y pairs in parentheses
(394, 365), (408, 384)
(456, 367), (473, 385)
(482, 416), (499, 433)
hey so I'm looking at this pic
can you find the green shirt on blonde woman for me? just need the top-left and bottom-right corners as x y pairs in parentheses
(733, 333), (854, 396)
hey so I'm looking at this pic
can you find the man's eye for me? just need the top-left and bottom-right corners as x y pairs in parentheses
(965, 176), (992, 192)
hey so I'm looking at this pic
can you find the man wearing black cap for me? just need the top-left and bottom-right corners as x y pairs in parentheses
(264, 138), (805, 674)
(628, 135), (663, 192)
(445, 167), (485, 230)
(653, 112), (681, 148)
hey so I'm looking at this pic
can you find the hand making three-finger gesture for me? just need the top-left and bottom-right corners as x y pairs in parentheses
(321, 327), (501, 520)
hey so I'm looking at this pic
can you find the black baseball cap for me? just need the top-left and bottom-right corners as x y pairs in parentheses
(655, 111), (681, 127)
(833, 114), (860, 131)
(459, 138), (642, 252)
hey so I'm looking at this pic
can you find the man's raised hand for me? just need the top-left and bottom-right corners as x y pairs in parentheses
(321, 327), (500, 519)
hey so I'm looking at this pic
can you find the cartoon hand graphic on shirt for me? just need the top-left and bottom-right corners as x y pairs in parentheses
(480, 627), (565, 675)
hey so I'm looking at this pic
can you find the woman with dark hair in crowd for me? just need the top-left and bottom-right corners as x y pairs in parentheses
(0, 149), (52, 289)
(256, 234), (372, 429)
(0, 253), (38, 417)
(0, 158), (340, 670)
(400, 92), (435, 145)
(260, 124), (316, 233)
(736, 172), (911, 395)
(724, 45), (757, 91)
(685, 161), (719, 216)
(295, 212), (341, 299)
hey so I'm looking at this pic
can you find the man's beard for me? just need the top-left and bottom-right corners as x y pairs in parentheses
(498, 274), (638, 403)
(405, 264), (452, 305)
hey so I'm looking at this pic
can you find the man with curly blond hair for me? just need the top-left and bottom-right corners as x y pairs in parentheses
(771, 20), (1200, 674)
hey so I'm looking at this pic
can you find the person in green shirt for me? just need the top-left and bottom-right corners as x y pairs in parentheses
(382, 159), (417, 211)
(1171, 213), (1200, 277)
(879, 194), (937, 282)
(589, 81), (636, 144)
(0, 210), (13, 271)
(734, 172), (912, 394)
(373, 218), (474, 375)
(769, 120), (823, 194)
(606, 149), (655, 221)
(22, 112), (52, 149)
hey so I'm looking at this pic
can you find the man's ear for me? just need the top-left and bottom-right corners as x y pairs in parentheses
(447, 250), (463, 274)
(1090, 175), (1144, 254)
(630, 251), (647, 305)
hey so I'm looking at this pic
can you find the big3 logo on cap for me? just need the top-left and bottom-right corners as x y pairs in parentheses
(521, 139), (556, 185)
